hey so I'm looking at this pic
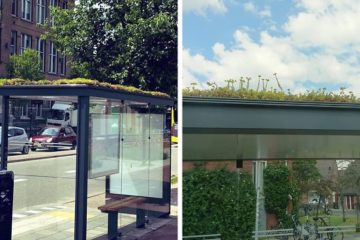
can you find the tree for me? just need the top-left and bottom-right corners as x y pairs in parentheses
(6, 49), (44, 80)
(43, 0), (177, 96)
(338, 160), (360, 225)
(292, 159), (321, 195)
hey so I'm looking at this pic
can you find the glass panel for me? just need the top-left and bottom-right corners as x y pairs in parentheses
(87, 97), (122, 239)
(114, 102), (150, 197)
(88, 99), (121, 178)
(7, 97), (76, 239)
(149, 106), (170, 199)
(184, 134), (360, 160)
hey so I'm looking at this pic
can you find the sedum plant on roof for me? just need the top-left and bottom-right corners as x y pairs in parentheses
(183, 74), (360, 103)
(0, 78), (170, 98)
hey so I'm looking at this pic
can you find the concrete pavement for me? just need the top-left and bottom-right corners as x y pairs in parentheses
(9, 145), (178, 239)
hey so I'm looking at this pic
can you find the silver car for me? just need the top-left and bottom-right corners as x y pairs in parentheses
(0, 126), (30, 154)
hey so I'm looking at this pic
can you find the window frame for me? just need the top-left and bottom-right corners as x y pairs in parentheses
(48, 41), (57, 74)
(21, 0), (32, 21)
(10, 31), (17, 55)
(11, 0), (18, 16)
(36, 37), (45, 72)
(20, 33), (32, 54)
(59, 54), (66, 76)
(36, 0), (46, 24)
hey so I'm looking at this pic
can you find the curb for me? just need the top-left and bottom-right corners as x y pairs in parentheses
(8, 152), (76, 163)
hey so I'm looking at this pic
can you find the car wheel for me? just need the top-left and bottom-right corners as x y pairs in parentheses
(22, 146), (29, 155)
(71, 141), (76, 150)
(51, 147), (58, 151)
(31, 147), (37, 151)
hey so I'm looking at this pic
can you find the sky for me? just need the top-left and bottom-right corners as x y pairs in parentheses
(183, 0), (360, 93)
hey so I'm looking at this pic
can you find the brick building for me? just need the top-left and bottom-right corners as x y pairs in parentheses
(0, 0), (73, 79)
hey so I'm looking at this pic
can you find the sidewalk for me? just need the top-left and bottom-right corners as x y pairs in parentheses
(12, 186), (178, 240)
(95, 187), (178, 240)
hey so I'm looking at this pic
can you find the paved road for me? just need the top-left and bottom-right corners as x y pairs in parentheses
(8, 155), (104, 211)
(7, 144), (178, 211)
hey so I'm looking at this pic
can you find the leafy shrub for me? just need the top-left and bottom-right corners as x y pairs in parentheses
(264, 163), (300, 227)
(183, 167), (256, 240)
(6, 49), (44, 80)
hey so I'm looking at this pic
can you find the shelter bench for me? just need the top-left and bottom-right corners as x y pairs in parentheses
(98, 197), (146, 240)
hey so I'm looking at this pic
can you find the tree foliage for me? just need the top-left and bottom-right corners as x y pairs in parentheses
(292, 159), (321, 194)
(6, 49), (44, 80)
(43, 0), (177, 96)
(183, 167), (256, 240)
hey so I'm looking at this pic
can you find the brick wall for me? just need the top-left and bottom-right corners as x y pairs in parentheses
(0, 0), (73, 79)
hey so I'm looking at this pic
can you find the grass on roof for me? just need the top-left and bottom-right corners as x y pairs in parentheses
(0, 78), (170, 98)
(183, 77), (360, 103)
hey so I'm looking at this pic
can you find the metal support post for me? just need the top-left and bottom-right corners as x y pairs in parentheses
(74, 96), (90, 240)
(108, 212), (119, 239)
(1, 96), (9, 170)
(136, 208), (146, 228)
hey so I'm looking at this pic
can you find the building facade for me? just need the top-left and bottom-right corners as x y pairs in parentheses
(0, 0), (72, 79)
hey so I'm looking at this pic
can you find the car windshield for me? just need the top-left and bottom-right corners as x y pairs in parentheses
(40, 128), (59, 136)
(50, 110), (65, 120)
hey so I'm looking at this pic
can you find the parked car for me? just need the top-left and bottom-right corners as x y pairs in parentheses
(0, 126), (30, 154)
(30, 126), (77, 151)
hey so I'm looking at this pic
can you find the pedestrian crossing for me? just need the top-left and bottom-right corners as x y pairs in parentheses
(12, 205), (68, 220)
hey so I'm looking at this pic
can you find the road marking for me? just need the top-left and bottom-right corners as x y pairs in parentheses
(14, 179), (27, 183)
(65, 170), (76, 174)
(25, 210), (42, 214)
(13, 214), (27, 218)
(41, 207), (56, 210)
(55, 206), (66, 209)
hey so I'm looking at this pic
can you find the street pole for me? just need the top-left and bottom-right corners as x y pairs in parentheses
(255, 161), (260, 240)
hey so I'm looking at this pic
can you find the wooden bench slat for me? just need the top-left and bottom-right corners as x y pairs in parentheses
(98, 197), (146, 213)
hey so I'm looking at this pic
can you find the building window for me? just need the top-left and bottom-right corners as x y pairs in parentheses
(36, 38), (45, 72)
(50, 0), (58, 7)
(20, 33), (32, 53)
(21, 0), (32, 21)
(36, 104), (43, 118)
(12, 0), (17, 16)
(21, 104), (30, 119)
(62, 1), (67, 9)
(49, 42), (57, 74)
(59, 54), (66, 75)
(10, 31), (17, 55)
(36, 0), (46, 24)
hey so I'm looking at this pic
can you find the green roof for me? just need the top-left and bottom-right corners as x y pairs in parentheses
(183, 86), (360, 103)
(0, 78), (170, 98)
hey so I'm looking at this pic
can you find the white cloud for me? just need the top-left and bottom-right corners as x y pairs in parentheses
(243, 2), (272, 18)
(286, 0), (360, 51)
(184, 0), (360, 94)
(243, 2), (256, 12)
(183, 0), (227, 16)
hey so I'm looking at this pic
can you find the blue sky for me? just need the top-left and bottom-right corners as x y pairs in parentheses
(183, 0), (360, 93)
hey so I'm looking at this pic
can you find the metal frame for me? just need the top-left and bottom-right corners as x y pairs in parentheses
(1, 96), (9, 170)
(0, 85), (174, 240)
(75, 96), (90, 240)
(184, 96), (360, 135)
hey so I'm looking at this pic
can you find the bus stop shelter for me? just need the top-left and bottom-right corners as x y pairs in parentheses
(183, 96), (360, 238)
(0, 82), (173, 240)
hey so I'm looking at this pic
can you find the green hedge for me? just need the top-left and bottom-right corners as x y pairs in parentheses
(183, 167), (256, 240)
(264, 163), (300, 227)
